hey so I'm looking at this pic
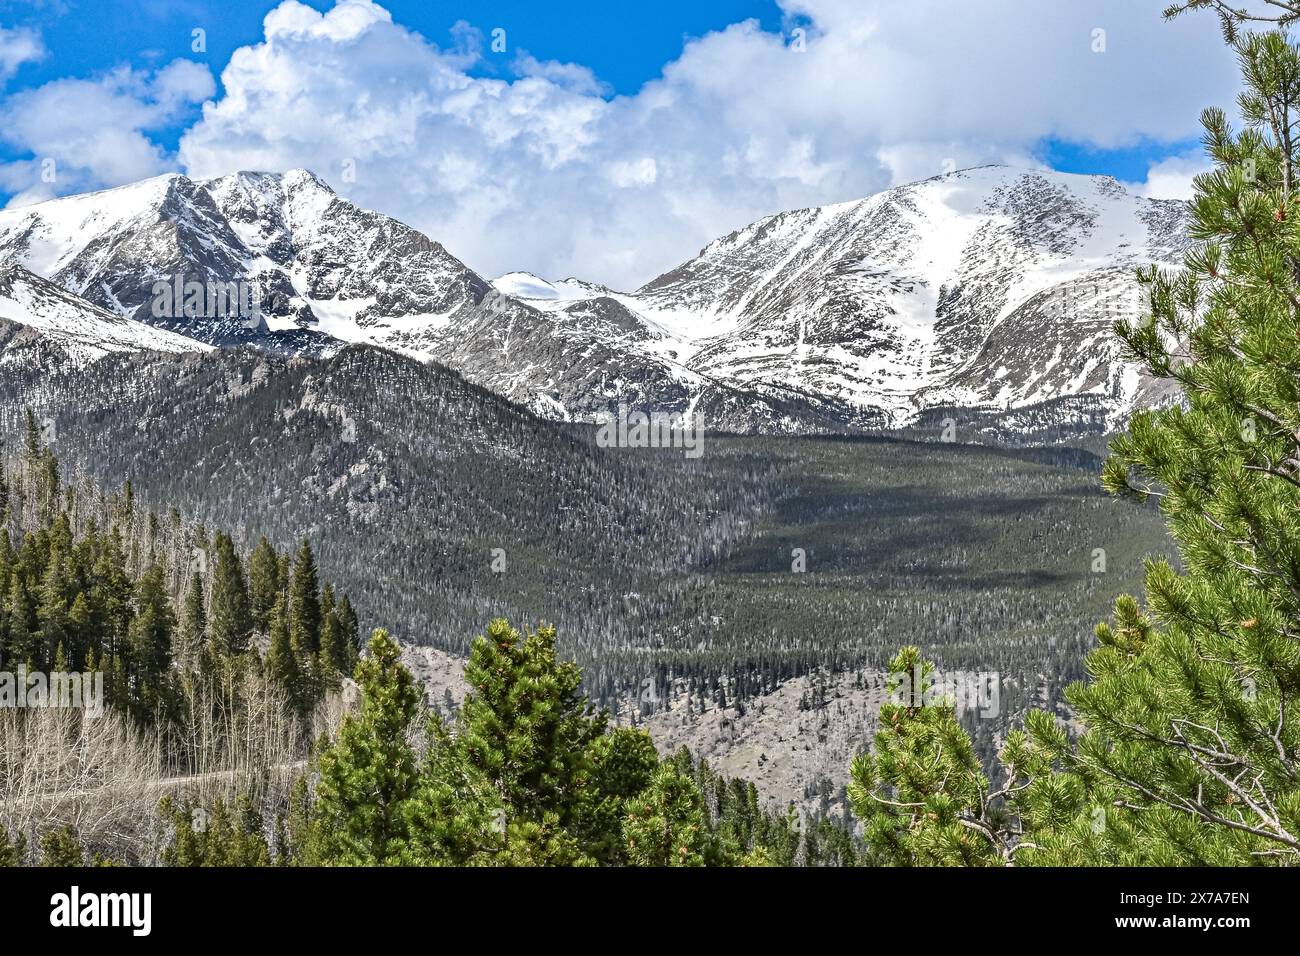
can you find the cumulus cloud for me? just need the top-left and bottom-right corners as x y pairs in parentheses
(171, 0), (1240, 289)
(0, 59), (214, 205)
(0, 25), (44, 84)
(0, 2), (1210, 281)
(1133, 153), (1213, 200)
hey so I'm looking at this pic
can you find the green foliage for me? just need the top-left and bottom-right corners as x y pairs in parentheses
(289, 539), (321, 658)
(572, 727), (660, 865)
(850, 648), (1017, 865)
(395, 715), (504, 866)
(39, 826), (84, 867)
(159, 795), (271, 867)
(247, 536), (281, 632)
(263, 594), (302, 713)
(0, 827), (25, 867)
(300, 618), (838, 867)
(1054, 29), (1300, 865)
(125, 562), (176, 720)
(178, 570), (206, 668)
(0, 430), (359, 866)
(459, 619), (606, 827)
(312, 629), (422, 865)
(277, 775), (324, 866)
(0, 429), (356, 726)
(623, 764), (706, 866)
(208, 532), (251, 658)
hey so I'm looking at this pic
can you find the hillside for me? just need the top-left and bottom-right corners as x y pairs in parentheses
(0, 322), (1174, 722)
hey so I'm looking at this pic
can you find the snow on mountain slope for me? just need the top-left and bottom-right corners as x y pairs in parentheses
(0, 169), (471, 353)
(0, 171), (841, 430)
(497, 165), (1190, 431)
(0, 165), (1188, 436)
(492, 272), (614, 305)
(0, 265), (208, 364)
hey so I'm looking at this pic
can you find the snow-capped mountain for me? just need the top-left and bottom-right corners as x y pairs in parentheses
(493, 273), (615, 303)
(0, 170), (420, 356)
(0, 169), (855, 431)
(496, 165), (1190, 431)
(0, 265), (207, 364)
(0, 165), (1188, 435)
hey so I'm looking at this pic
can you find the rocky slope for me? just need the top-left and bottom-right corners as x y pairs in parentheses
(0, 165), (1188, 436)
(0, 265), (206, 363)
(500, 166), (1190, 433)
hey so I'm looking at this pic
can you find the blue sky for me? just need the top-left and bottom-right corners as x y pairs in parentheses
(0, 0), (798, 159)
(0, 0), (1244, 286)
(0, 0), (793, 91)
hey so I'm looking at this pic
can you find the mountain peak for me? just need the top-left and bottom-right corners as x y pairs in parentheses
(0, 162), (1188, 436)
(202, 167), (335, 193)
(492, 272), (616, 302)
(912, 163), (1126, 191)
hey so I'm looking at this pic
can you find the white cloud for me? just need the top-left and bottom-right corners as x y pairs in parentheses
(513, 53), (608, 97)
(173, 0), (1240, 289)
(607, 157), (658, 188)
(0, 59), (214, 201)
(0, 1), (1194, 286)
(874, 143), (1046, 187)
(1133, 153), (1212, 200)
(0, 26), (44, 84)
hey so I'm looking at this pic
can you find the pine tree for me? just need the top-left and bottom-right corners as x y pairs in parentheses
(6, 574), (35, 667)
(36, 542), (71, 669)
(458, 619), (606, 830)
(397, 715), (503, 866)
(39, 827), (84, 866)
(92, 528), (132, 662)
(159, 797), (205, 867)
(247, 536), (281, 632)
(160, 796), (271, 867)
(1034, 31), (1300, 864)
(317, 583), (345, 686)
(264, 594), (303, 713)
(0, 827), (23, 867)
(623, 764), (706, 866)
(67, 592), (92, 671)
(313, 629), (422, 864)
(126, 562), (176, 718)
(572, 727), (660, 865)
(288, 616), (320, 712)
(21, 407), (39, 461)
(848, 647), (1028, 865)
(288, 539), (321, 655)
(335, 594), (360, 672)
(208, 532), (252, 658)
(177, 571), (206, 669)
(279, 775), (324, 866)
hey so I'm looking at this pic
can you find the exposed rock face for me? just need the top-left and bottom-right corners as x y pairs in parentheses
(0, 164), (1189, 436)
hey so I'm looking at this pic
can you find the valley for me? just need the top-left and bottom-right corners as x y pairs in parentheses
(0, 320), (1176, 815)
